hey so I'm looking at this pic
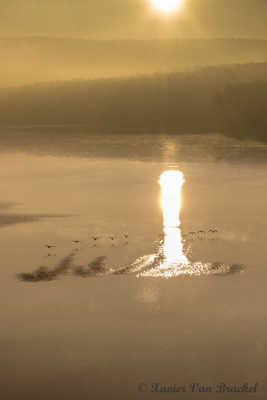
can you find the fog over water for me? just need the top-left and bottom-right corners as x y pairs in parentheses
(1, 0), (267, 398)
(0, 132), (267, 399)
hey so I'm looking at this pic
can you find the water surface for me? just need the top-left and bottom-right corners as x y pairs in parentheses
(1, 131), (266, 399)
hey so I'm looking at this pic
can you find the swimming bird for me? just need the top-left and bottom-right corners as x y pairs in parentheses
(188, 232), (197, 240)
(45, 245), (56, 249)
(108, 235), (117, 247)
(207, 228), (218, 240)
(45, 253), (56, 258)
(208, 228), (218, 234)
(72, 240), (80, 244)
(197, 230), (206, 240)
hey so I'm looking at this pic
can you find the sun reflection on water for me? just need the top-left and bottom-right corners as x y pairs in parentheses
(160, 170), (189, 269)
(139, 170), (190, 278)
(136, 169), (243, 279)
(159, 170), (184, 228)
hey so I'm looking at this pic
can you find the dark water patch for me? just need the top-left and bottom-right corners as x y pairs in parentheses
(214, 263), (244, 276)
(17, 254), (74, 282)
(0, 202), (22, 211)
(17, 266), (59, 282)
(16, 253), (244, 282)
(73, 256), (107, 277)
(0, 201), (71, 228)
(0, 214), (44, 228)
(0, 213), (72, 229)
(1, 129), (267, 167)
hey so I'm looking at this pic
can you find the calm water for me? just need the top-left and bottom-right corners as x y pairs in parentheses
(1, 131), (267, 399)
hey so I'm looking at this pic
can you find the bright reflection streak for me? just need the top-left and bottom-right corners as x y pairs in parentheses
(159, 170), (184, 227)
(134, 169), (243, 278)
(162, 226), (189, 269)
(138, 170), (189, 278)
(157, 170), (189, 274)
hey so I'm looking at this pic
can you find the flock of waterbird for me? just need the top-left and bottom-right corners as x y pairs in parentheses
(16, 228), (220, 282)
(183, 228), (218, 241)
(44, 229), (217, 253)
(43, 228), (218, 257)
(43, 233), (130, 257)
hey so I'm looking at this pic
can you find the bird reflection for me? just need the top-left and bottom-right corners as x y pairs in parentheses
(17, 169), (243, 283)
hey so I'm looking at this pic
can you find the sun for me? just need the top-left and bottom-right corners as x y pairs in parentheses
(151, 0), (182, 13)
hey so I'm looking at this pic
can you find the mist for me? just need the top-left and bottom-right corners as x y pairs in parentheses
(2, 37), (267, 87)
(1, 62), (267, 142)
(2, 1), (267, 399)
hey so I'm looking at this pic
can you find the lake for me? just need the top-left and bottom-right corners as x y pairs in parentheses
(1, 130), (267, 399)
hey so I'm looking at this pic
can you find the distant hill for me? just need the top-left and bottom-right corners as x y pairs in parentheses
(1, 37), (267, 87)
(1, 63), (267, 142)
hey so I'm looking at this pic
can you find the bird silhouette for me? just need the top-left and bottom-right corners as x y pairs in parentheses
(208, 228), (218, 234)
(197, 230), (206, 240)
(207, 228), (218, 239)
(45, 253), (56, 258)
(188, 232), (197, 240)
(92, 236), (100, 241)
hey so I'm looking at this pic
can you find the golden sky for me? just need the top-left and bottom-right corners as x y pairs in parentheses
(1, 0), (267, 39)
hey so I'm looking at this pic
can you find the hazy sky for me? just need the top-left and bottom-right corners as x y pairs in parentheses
(1, 0), (267, 39)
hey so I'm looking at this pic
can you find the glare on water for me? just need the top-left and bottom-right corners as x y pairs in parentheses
(160, 170), (189, 270)
(139, 170), (189, 278)
(138, 169), (241, 278)
(159, 170), (184, 228)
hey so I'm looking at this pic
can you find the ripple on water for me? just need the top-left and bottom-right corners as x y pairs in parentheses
(136, 259), (244, 278)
